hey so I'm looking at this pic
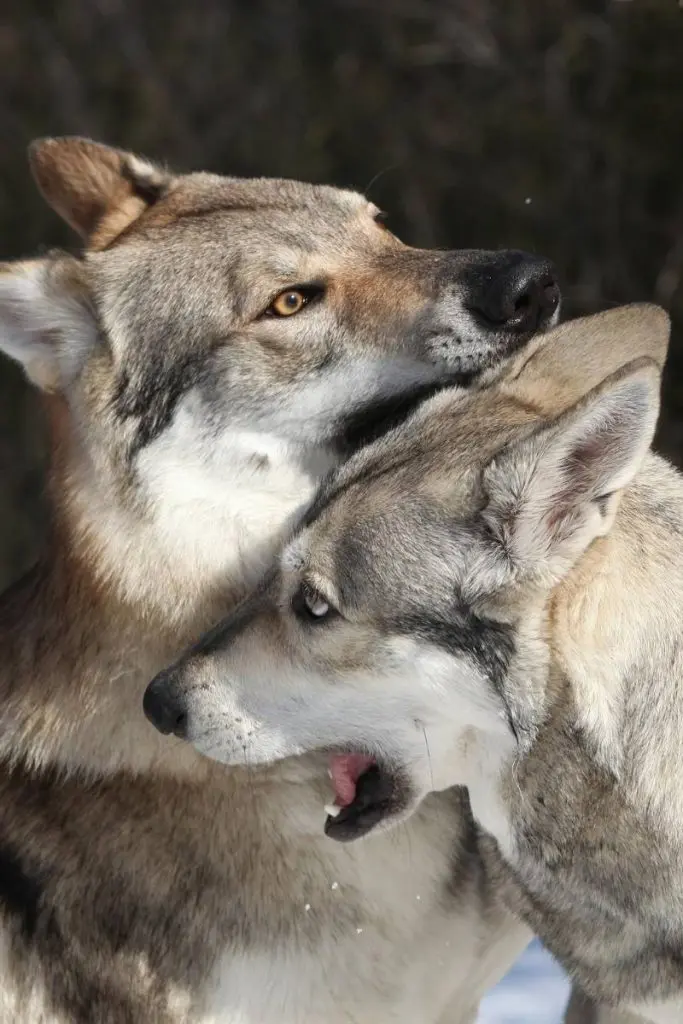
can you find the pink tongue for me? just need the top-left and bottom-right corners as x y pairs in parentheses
(329, 754), (376, 807)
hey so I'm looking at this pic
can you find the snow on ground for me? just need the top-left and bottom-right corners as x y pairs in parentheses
(477, 940), (571, 1023)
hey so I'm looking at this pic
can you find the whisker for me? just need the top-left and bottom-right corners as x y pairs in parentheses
(422, 725), (435, 792)
(364, 164), (399, 197)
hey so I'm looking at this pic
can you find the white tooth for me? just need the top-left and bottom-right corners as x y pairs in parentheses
(325, 803), (341, 818)
(327, 769), (333, 779)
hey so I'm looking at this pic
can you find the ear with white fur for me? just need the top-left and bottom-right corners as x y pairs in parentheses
(0, 258), (97, 392)
(483, 358), (661, 581)
(29, 137), (172, 248)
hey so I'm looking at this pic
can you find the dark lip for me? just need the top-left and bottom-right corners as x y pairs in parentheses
(332, 313), (558, 458)
(332, 374), (473, 457)
(324, 763), (411, 843)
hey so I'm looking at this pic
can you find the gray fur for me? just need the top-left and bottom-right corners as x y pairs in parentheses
(155, 304), (671, 1023)
(0, 138), (563, 1023)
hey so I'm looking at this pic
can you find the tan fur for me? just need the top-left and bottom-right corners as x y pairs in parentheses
(0, 138), (568, 1022)
(30, 137), (169, 245)
(492, 302), (670, 414)
(156, 304), (671, 1024)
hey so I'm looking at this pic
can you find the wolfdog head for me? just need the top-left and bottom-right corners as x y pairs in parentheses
(0, 138), (559, 616)
(144, 304), (669, 839)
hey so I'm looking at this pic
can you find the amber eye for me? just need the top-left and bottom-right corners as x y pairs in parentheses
(374, 210), (390, 230)
(269, 289), (308, 317)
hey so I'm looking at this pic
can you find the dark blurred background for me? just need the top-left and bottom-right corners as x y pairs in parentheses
(1, 0), (682, 591)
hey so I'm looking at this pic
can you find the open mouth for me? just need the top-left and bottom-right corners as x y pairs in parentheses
(323, 753), (407, 842)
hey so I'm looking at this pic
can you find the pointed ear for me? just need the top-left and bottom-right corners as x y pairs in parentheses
(499, 304), (670, 418)
(28, 137), (172, 247)
(484, 358), (661, 581)
(0, 258), (98, 392)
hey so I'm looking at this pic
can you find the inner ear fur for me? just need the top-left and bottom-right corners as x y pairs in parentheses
(29, 136), (173, 249)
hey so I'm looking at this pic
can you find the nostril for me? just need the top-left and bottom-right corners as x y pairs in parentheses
(542, 277), (561, 312)
(502, 269), (559, 330)
(513, 292), (532, 314)
(500, 280), (539, 326)
(172, 711), (187, 738)
(467, 253), (560, 334)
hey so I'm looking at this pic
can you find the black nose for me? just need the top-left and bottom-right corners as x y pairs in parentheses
(469, 252), (560, 333)
(143, 674), (188, 738)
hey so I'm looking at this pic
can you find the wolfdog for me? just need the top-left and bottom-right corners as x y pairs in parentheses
(0, 137), (562, 1022)
(147, 305), (670, 1024)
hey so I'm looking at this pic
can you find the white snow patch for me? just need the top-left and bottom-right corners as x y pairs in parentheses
(477, 940), (570, 1024)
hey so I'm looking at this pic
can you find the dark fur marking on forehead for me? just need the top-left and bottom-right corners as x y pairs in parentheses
(395, 599), (514, 693)
(302, 387), (461, 531)
(184, 575), (275, 660)
(303, 450), (416, 537)
(304, 373), (476, 530)
(0, 841), (44, 939)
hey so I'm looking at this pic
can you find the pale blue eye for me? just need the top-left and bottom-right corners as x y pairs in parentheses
(306, 592), (329, 617)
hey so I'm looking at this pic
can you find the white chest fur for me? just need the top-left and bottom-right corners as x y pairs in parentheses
(202, 792), (528, 1024)
(0, 787), (528, 1024)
